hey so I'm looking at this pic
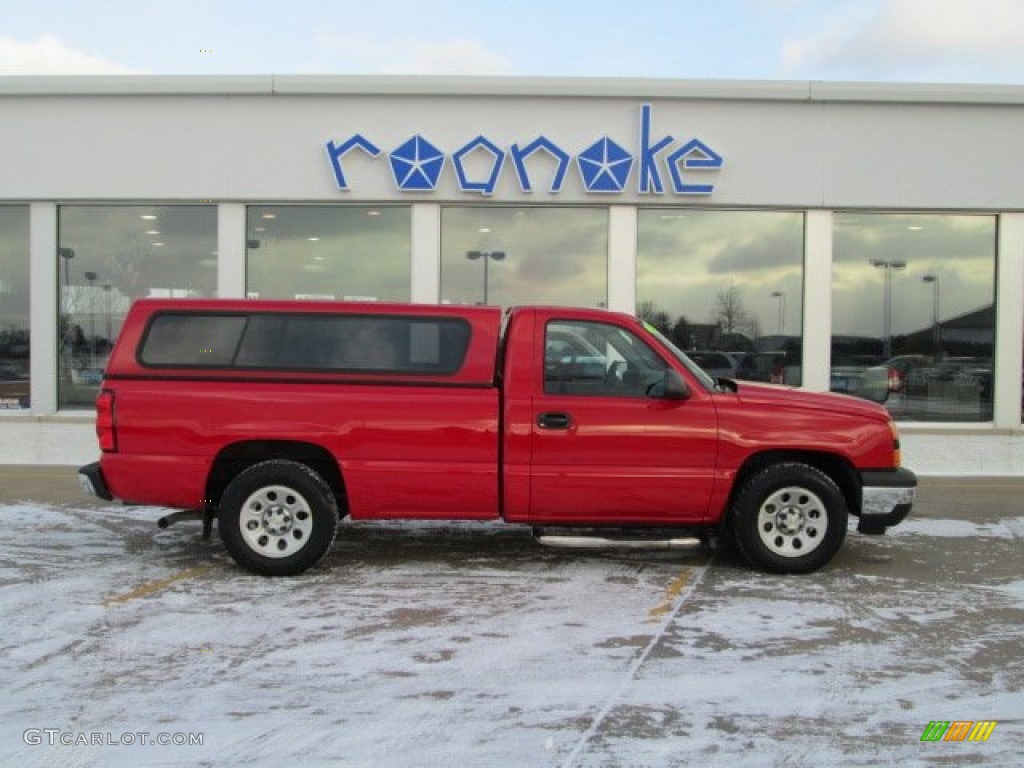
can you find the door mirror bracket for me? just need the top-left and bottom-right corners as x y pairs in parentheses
(656, 369), (691, 400)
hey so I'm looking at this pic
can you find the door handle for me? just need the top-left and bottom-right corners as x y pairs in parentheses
(537, 412), (572, 430)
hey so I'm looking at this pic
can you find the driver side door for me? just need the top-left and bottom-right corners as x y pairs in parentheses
(529, 316), (718, 525)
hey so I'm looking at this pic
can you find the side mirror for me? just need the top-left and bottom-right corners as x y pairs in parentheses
(661, 369), (691, 400)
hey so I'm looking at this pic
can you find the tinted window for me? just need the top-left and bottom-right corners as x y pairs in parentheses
(141, 315), (247, 366)
(141, 313), (471, 375)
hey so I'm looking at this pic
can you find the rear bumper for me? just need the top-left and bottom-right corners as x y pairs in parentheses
(857, 467), (916, 533)
(78, 461), (113, 501)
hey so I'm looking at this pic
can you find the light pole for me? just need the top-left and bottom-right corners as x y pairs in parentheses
(84, 271), (97, 366)
(466, 250), (505, 305)
(58, 247), (75, 379)
(770, 291), (786, 335)
(870, 259), (907, 358)
(58, 247), (75, 303)
(922, 274), (940, 351)
(103, 284), (113, 346)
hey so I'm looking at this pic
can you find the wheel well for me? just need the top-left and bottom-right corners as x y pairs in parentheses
(205, 441), (348, 516)
(730, 451), (860, 516)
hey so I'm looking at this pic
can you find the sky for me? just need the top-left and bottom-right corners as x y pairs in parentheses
(1, 0), (1023, 83)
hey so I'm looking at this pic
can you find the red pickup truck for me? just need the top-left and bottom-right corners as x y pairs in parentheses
(79, 299), (915, 576)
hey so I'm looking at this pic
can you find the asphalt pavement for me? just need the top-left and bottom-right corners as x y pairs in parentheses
(2, 466), (1022, 767)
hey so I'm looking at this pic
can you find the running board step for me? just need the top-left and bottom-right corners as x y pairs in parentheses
(157, 508), (216, 540)
(534, 533), (702, 551)
(157, 509), (205, 528)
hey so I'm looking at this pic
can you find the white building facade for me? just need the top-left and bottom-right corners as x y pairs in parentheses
(0, 75), (1022, 473)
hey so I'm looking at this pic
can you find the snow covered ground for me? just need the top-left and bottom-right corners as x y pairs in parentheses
(2, 501), (1022, 767)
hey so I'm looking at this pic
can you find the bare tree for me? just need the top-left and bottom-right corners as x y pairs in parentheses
(636, 300), (672, 336)
(713, 285), (750, 336)
(670, 315), (693, 349)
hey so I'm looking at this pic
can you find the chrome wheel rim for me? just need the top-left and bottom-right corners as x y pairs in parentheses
(757, 486), (828, 557)
(238, 484), (314, 559)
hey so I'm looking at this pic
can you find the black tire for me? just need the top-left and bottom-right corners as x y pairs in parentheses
(218, 460), (339, 576)
(729, 462), (847, 574)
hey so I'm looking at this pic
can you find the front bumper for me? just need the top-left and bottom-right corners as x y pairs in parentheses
(78, 461), (113, 502)
(857, 468), (916, 534)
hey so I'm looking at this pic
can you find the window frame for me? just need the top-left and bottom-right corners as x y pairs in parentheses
(138, 310), (474, 376)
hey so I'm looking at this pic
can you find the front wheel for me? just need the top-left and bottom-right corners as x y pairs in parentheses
(218, 460), (338, 576)
(729, 463), (848, 574)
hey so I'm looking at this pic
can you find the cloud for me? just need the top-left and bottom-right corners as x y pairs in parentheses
(782, 0), (1024, 79)
(0, 35), (144, 75)
(311, 32), (509, 75)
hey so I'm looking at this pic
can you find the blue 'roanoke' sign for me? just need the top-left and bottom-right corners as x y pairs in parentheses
(325, 104), (722, 196)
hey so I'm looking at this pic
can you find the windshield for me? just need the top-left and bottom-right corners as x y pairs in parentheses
(641, 321), (717, 391)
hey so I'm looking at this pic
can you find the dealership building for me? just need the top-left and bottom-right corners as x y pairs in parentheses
(0, 75), (1022, 474)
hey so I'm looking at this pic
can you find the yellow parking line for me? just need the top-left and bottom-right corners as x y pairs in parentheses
(102, 565), (214, 606)
(647, 568), (691, 622)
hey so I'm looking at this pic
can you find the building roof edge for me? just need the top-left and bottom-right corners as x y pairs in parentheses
(0, 74), (1022, 105)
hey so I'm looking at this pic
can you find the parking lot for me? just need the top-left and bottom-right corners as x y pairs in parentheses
(2, 468), (1022, 767)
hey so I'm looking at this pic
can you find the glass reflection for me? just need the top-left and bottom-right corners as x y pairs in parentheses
(832, 213), (996, 422)
(441, 207), (608, 308)
(246, 206), (410, 301)
(58, 205), (217, 408)
(636, 209), (805, 385)
(0, 206), (30, 410)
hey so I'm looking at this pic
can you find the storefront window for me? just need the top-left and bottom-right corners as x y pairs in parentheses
(440, 207), (608, 308)
(636, 209), (805, 385)
(246, 206), (411, 301)
(833, 213), (996, 422)
(0, 206), (30, 410)
(58, 205), (217, 408)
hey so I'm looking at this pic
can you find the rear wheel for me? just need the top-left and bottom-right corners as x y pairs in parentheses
(218, 460), (338, 576)
(729, 463), (847, 574)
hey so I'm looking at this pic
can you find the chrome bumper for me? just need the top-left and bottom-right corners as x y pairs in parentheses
(78, 461), (113, 501)
(858, 468), (916, 533)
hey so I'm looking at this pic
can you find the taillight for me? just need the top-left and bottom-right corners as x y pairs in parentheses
(887, 367), (904, 392)
(96, 389), (118, 453)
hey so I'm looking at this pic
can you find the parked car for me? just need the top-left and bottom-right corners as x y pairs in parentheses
(858, 355), (994, 420)
(735, 351), (800, 385)
(687, 350), (740, 379)
(903, 357), (993, 407)
(857, 355), (930, 404)
(0, 362), (26, 380)
(0, 362), (29, 408)
(829, 354), (883, 395)
(952, 359), (994, 403)
(545, 327), (608, 382)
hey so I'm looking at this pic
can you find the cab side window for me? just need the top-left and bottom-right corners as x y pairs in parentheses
(544, 321), (668, 397)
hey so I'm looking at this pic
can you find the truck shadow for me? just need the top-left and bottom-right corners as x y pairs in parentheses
(327, 520), (725, 572)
